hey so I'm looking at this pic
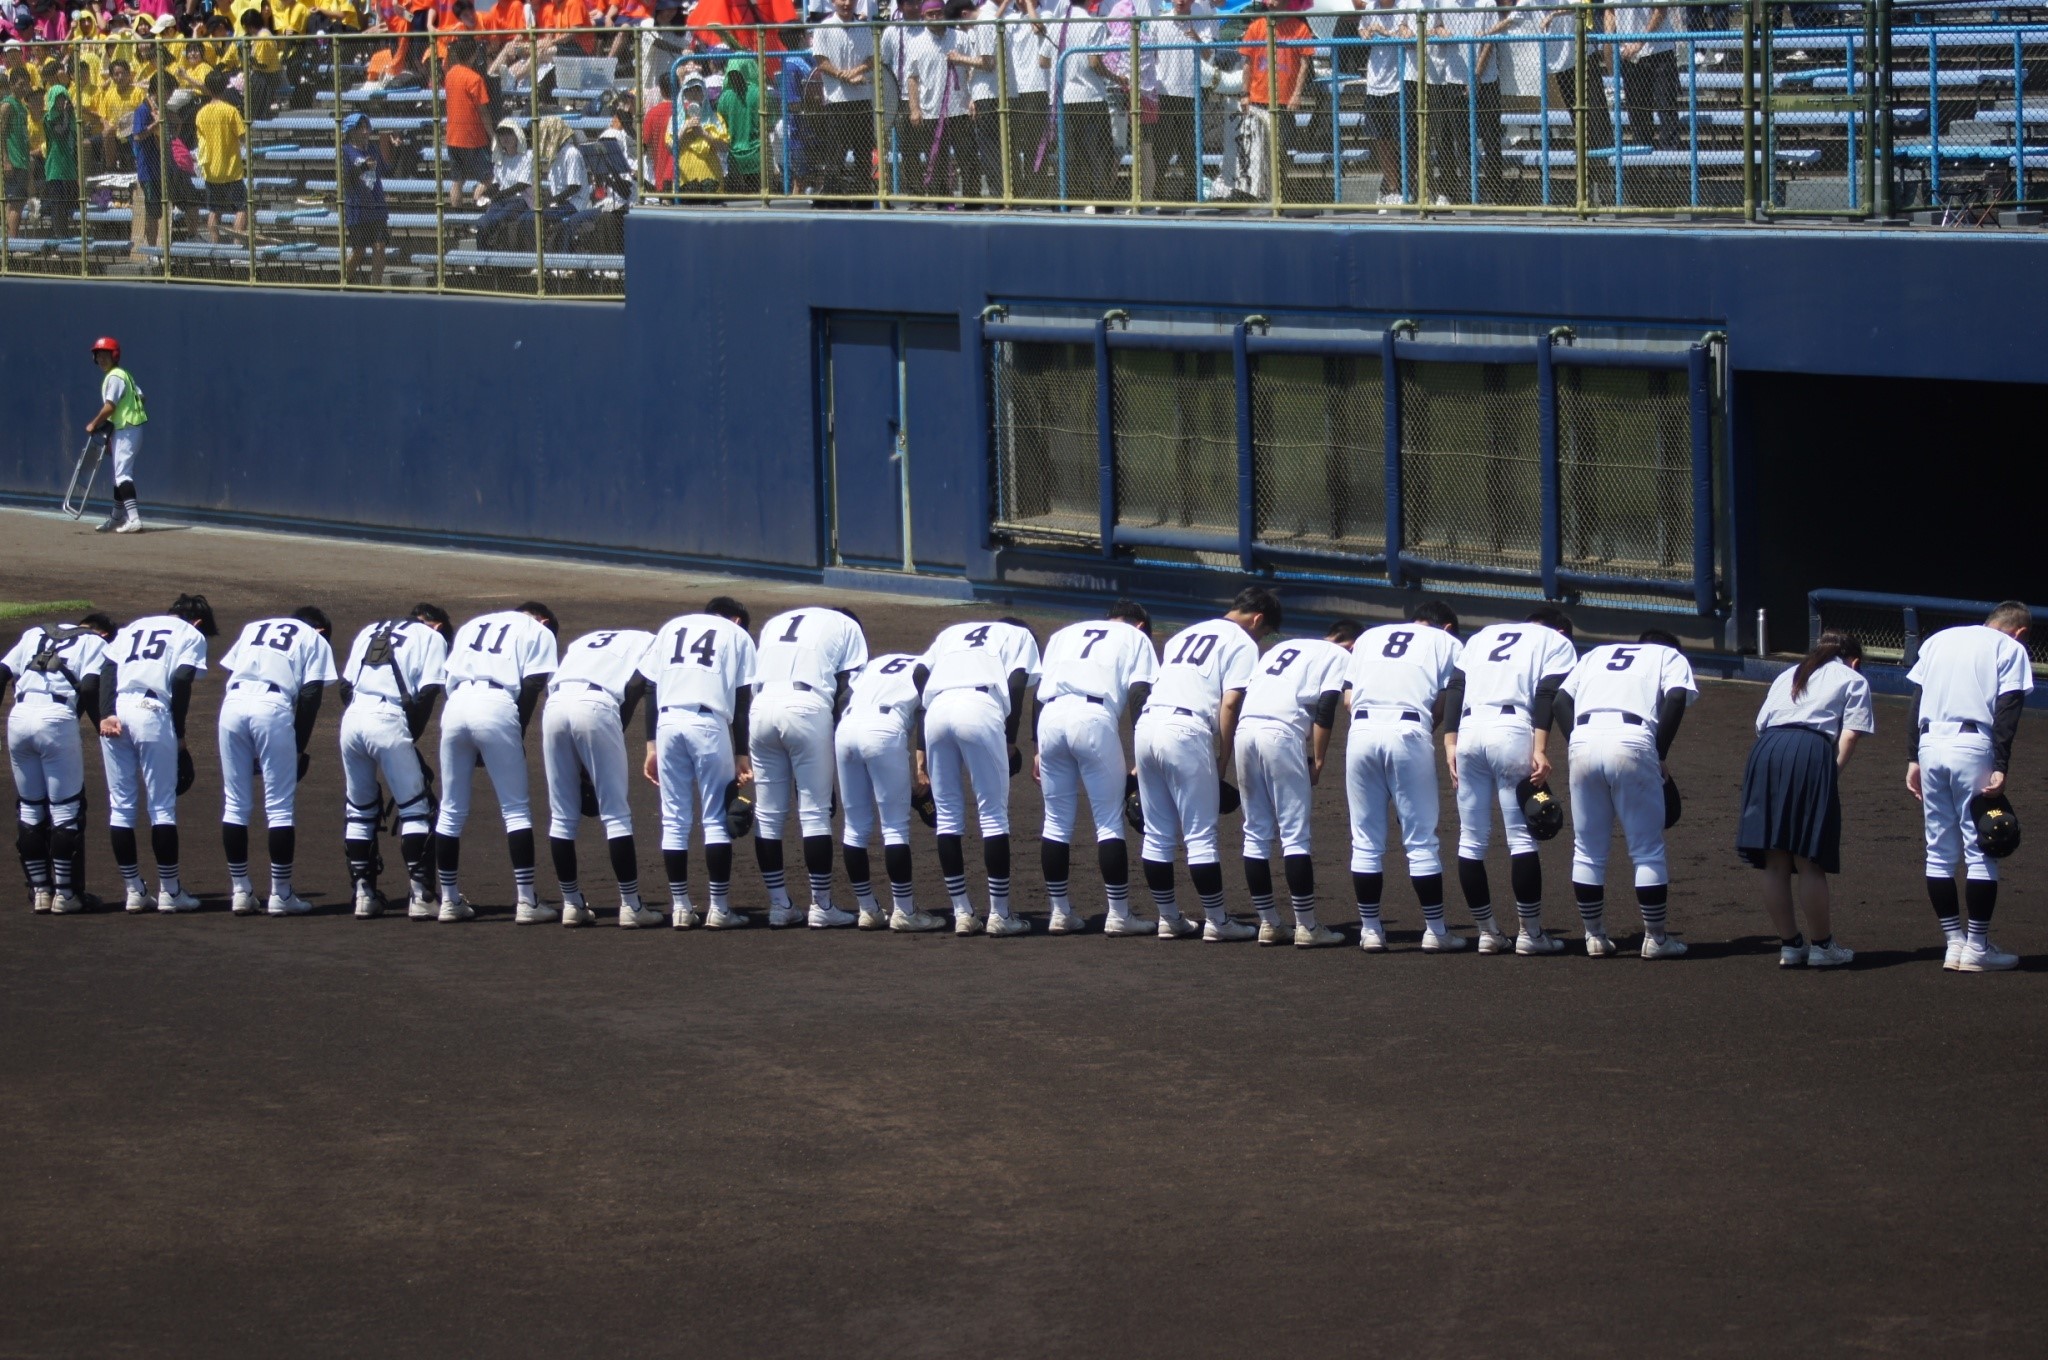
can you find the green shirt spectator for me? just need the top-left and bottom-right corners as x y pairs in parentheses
(44, 82), (78, 184)
(716, 57), (761, 179)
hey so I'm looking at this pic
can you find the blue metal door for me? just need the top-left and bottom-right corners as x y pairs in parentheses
(824, 313), (968, 573)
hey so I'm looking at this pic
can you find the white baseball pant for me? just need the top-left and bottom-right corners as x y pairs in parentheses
(924, 690), (1011, 838)
(1566, 723), (1667, 887)
(340, 698), (433, 838)
(436, 686), (532, 837)
(1456, 719), (1537, 859)
(101, 693), (178, 828)
(749, 690), (836, 839)
(655, 708), (735, 852)
(1134, 710), (1220, 862)
(111, 426), (142, 484)
(542, 693), (633, 839)
(1918, 728), (1999, 882)
(1346, 710), (1442, 874)
(9, 698), (87, 826)
(218, 688), (298, 828)
(1235, 718), (1312, 859)
(836, 713), (915, 849)
(1036, 696), (1126, 845)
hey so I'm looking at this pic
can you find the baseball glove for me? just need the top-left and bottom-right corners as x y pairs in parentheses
(175, 746), (195, 796)
(580, 772), (601, 819)
(1663, 774), (1682, 829)
(1124, 773), (1144, 835)
(1219, 780), (1241, 816)
(723, 779), (756, 840)
(1009, 744), (1023, 777)
(296, 751), (312, 784)
(911, 782), (938, 829)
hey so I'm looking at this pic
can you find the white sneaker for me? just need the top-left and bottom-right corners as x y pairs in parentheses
(986, 911), (1031, 937)
(516, 900), (560, 925)
(703, 904), (748, 930)
(1778, 942), (1809, 968)
(561, 899), (596, 927)
(768, 902), (804, 928)
(1203, 917), (1257, 942)
(808, 904), (857, 929)
(125, 887), (150, 914)
(438, 896), (475, 922)
(889, 906), (947, 933)
(1516, 928), (1567, 956)
(669, 904), (699, 929)
(1957, 938), (2019, 972)
(1584, 932), (1621, 958)
(1943, 936), (1966, 970)
(267, 892), (313, 916)
(32, 889), (53, 914)
(1420, 928), (1467, 952)
(1807, 939), (1854, 968)
(1295, 923), (1344, 949)
(231, 889), (262, 916)
(408, 890), (437, 920)
(1476, 928), (1515, 955)
(1049, 908), (1088, 935)
(1641, 934), (1689, 960)
(1157, 914), (1201, 940)
(115, 515), (145, 533)
(1103, 912), (1156, 937)
(619, 903), (664, 928)
(857, 905), (890, 930)
(1358, 922), (1388, 952)
(51, 891), (88, 914)
(95, 512), (123, 533)
(158, 887), (200, 913)
(354, 883), (386, 919)
(1257, 921), (1288, 946)
(954, 910), (985, 937)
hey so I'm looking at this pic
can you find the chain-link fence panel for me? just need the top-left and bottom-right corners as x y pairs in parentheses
(1811, 597), (2048, 673)
(1556, 364), (1693, 582)
(989, 340), (1101, 548)
(1251, 351), (1387, 557)
(1398, 360), (1541, 573)
(1111, 348), (1238, 539)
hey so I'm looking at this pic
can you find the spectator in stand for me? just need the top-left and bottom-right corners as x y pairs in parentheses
(41, 60), (77, 233)
(904, 0), (970, 201)
(271, 0), (314, 34)
(433, 0), (481, 58)
(193, 66), (245, 241)
(171, 38), (210, 92)
(1151, 0), (1213, 204)
(239, 9), (282, 116)
(341, 110), (396, 281)
(1457, 0), (1506, 201)
(600, 0), (649, 60)
(1226, 0), (1309, 205)
(640, 64), (676, 191)
(637, 0), (690, 104)
(1101, 0), (1158, 201)
(962, 0), (1004, 200)
(530, 112), (588, 243)
(1, 66), (29, 238)
(1609, 0), (1679, 149)
(671, 68), (728, 192)
(473, 116), (532, 245)
(1004, 0), (1049, 198)
(1357, 0), (1414, 205)
(1054, 0), (1111, 205)
(536, 0), (598, 58)
(129, 70), (166, 243)
(93, 57), (140, 171)
(714, 52), (761, 192)
(1419, 0), (1469, 203)
(559, 92), (631, 246)
(808, 0), (874, 200)
(442, 33), (492, 204)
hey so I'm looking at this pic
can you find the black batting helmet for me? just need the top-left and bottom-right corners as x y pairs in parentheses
(1971, 793), (2021, 859)
(1517, 777), (1564, 841)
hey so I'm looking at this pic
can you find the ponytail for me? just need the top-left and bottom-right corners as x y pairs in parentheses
(1791, 629), (1862, 700)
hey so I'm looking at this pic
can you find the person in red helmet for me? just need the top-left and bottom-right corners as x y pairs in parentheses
(86, 337), (149, 534)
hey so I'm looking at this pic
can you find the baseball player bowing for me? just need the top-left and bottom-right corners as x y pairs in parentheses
(1442, 607), (1579, 954)
(1236, 618), (1360, 948)
(543, 624), (657, 928)
(1551, 629), (1698, 959)
(1032, 600), (1157, 936)
(837, 652), (947, 932)
(337, 603), (453, 918)
(641, 598), (758, 931)
(916, 618), (1043, 936)
(1906, 601), (2033, 972)
(2, 612), (116, 913)
(1344, 600), (1464, 952)
(750, 606), (868, 927)
(98, 594), (217, 913)
(1134, 585), (1282, 941)
(216, 607), (339, 917)
(434, 603), (561, 923)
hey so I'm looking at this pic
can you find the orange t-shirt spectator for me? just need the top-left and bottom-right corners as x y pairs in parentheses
(442, 37), (495, 191)
(1240, 13), (1311, 108)
(536, 0), (596, 55)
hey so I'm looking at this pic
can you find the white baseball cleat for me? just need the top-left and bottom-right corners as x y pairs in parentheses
(1640, 934), (1689, 960)
(267, 892), (313, 916)
(1584, 932), (1622, 958)
(230, 889), (262, 916)
(1295, 923), (1344, 949)
(1049, 908), (1088, 935)
(32, 889), (53, 914)
(438, 896), (476, 922)
(1420, 928), (1467, 952)
(1203, 917), (1257, 942)
(954, 910), (985, 937)
(1157, 914), (1201, 940)
(95, 512), (123, 533)
(124, 888), (151, 914)
(1476, 928), (1515, 955)
(1778, 942), (1810, 969)
(1358, 922), (1389, 952)
(1943, 936), (1966, 971)
(408, 890), (437, 921)
(1806, 939), (1854, 968)
(1102, 912), (1156, 937)
(669, 905), (699, 930)
(1957, 938), (2019, 972)
(50, 891), (89, 914)
(354, 884), (386, 919)
(114, 515), (145, 534)
(986, 911), (1032, 937)
(808, 904), (857, 929)
(1257, 921), (1288, 946)
(515, 900), (560, 925)
(561, 899), (597, 927)
(856, 905), (890, 930)
(768, 902), (805, 929)
(157, 888), (200, 913)
(1516, 929), (1567, 956)
(619, 903), (665, 928)
(703, 904), (748, 930)
(889, 906), (947, 932)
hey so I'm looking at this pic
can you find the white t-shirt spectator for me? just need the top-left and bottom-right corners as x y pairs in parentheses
(1007, 3), (1051, 95)
(967, 0), (1006, 103)
(1610, 1), (1675, 59)
(878, 21), (911, 113)
(1152, 4), (1215, 98)
(1362, 2), (1414, 94)
(811, 15), (877, 102)
(1424, 0), (1475, 86)
(906, 27), (971, 118)
(546, 139), (591, 212)
(1056, 2), (1107, 103)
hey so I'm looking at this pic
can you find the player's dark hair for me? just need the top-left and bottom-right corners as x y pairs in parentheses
(998, 616), (1037, 646)
(1792, 629), (1862, 700)
(517, 601), (559, 635)
(78, 611), (117, 637)
(410, 602), (452, 633)
(1106, 598), (1151, 634)
(1408, 598), (1459, 632)
(203, 67), (228, 98)
(1986, 600), (2032, 633)
(1525, 606), (1573, 638)
(450, 34), (478, 63)
(1637, 628), (1682, 650)
(706, 595), (751, 630)
(291, 605), (333, 636)
(1231, 586), (1283, 634)
(832, 606), (863, 627)
(169, 593), (218, 636)
(1325, 618), (1365, 646)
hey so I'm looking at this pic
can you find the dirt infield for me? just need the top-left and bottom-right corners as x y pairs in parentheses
(2, 509), (2043, 1360)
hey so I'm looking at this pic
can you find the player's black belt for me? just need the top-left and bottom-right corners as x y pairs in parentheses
(1171, 707), (1201, 717)
(455, 678), (509, 692)
(768, 680), (817, 693)
(19, 691), (77, 710)
(1053, 693), (1107, 706)
(660, 703), (720, 717)
(1463, 704), (1520, 717)
(127, 688), (166, 703)
(1576, 711), (1645, 727)
(551, 681), (609, 697)
(229, 680), (282, 694)
(1921, 718), (1980, 734)
(1355, 707), (1422, 722)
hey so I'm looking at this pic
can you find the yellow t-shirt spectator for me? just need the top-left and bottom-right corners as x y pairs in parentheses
(314, 0), (363, 30)
(95, 80), (145, 137)
(270, 0), (314, 35)
(195, 96), (248, 183)
(174, 55), (215, 93)
(249, 33), (285, 74)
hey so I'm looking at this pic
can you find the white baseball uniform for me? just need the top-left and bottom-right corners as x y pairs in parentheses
(750, 608), (868, 840)
(5, 625), (109, 831)
(217, 618), (339, 829)
(437, 611), (559, 837)
(102, 615), (210, 829)
(543, 628), (656, 840)
(1452, 622), (1579, 858)
(1909, 624), (2035, 882)
(642, 613), (758, 851)
(1135, 618), (1260, 862)
(1035, 619), (1157, 845)
(339, 618), (450, 840)
(1344, 622), (1462, 874)
(920, 622), (1043, 838)
(1560, 641), (1698, 887)
(1235, 638), (1351, 859)
(836, 653), (922, 849)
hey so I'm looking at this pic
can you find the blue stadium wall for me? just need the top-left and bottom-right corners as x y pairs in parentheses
(3, 210), (2043, 646)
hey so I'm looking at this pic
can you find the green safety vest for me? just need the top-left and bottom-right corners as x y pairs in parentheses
(108, 367), (148, 429)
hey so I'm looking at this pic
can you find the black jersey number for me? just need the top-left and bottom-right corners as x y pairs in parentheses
(468, 623), (511, 655)
(586, 631), (620, 650)
(250, 621), (299, 652)
(124, 629), (170, 662)
(671, 628), (718, 667)
(1265, 647), (1300, 675)
(1486, 631), (1522, 663)
(965, 625), (992, 647)
(1169, 632), (1218, 667)
(878, 656), (913, 675)
(1078, 628), (1108, 658)
(1380, 630), (1413, 659)
(778, 615), (805, 643)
